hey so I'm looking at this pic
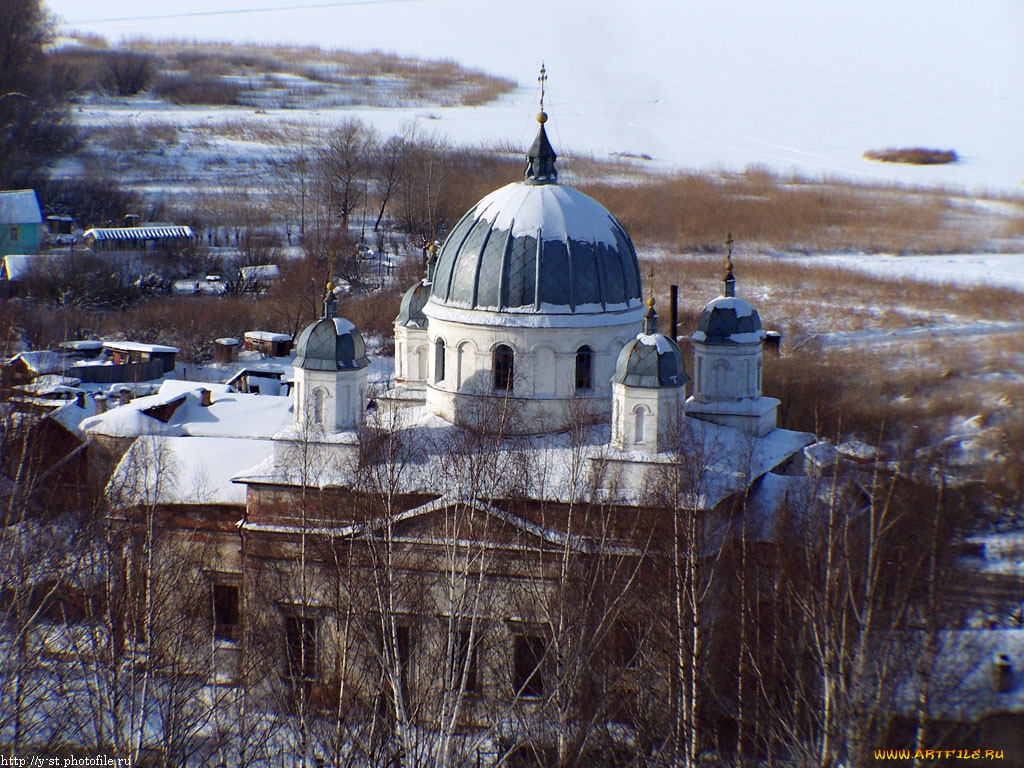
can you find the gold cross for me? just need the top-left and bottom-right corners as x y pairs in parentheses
(538, 63), (547, 112)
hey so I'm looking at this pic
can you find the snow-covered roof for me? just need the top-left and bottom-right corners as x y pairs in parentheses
(21, 374), (81, 395)
(3, 253), (70, 281)
(244, 331), (291, 342)
(83, 225), (194, 242)
(58, 340), (104, 352)
(9, 350), (68, 376)
(109, 435), (275, 506)
(81, 380), (292, 439)
(0, 190), (42, 225)
(240, 264), (280, 280)
(235, 404), (814, 510)
(48, 396), (99, 438)
(104, 341), (179, 354)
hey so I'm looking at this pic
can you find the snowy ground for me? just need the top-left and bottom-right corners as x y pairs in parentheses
(773, 252), (1024, 293)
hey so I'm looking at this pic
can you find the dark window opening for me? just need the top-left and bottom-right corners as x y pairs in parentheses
(434, 339), (446, 383)
(284, 615), (317, 683)
(212, 583), (239, 641)
(513, 634), (545, 698)
(493, 344), (514, 391)
(397, 624), (413, 702)
(451, 628), (478, 693)
(612, 620), (642, 667)
(378, 623), (414, 712)
(575, 345), (593, 390)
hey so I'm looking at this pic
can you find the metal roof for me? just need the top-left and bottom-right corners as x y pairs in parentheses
(292, 317), (368, 371)
(696, 296), (763, 344)
(0, 190), (42, 225)
(612, 334), (688, 388)
(429, 183), (641, 313)
(83, 225), (194, 242)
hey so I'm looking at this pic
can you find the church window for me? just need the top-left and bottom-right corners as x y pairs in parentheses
(416, 345), (427, 380)
(449, 627), (478, 693)
(284, 615), (317, 684)
(513, 633), (545, 698)
(312, 388), (325, 424)
(434, 338), (446, 383)
(575, 345), (593, 390)
(696, 357), (702, 394)
(633, 406), (646, 444)
(212, 583), (239, 642)
(493, 344), (514, 391)
(9, 225), (19, 242)
(757, 358), (763, 392)
(457, 342), (474, 389)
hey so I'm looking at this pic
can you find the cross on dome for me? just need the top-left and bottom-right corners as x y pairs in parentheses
(525, 63), (557, 184)
(722, 232), (736, 298)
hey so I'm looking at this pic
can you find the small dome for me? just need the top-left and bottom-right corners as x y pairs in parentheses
(613, 333), (689, 388)
(694, 296), (765, 344)
(292, 316), (368, 371)
(396, 280), (430, 328)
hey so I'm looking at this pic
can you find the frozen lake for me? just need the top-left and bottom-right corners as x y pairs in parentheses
(47, 0), (1024, 194)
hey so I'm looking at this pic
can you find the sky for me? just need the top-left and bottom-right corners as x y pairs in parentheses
(42, 0), (1024, 192)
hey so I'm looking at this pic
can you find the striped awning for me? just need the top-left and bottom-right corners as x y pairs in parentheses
(83, 226), (194, 242)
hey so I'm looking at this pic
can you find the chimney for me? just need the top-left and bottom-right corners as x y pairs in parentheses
(75, 391), (86, 409)
(670, 284), (678, 342)
(764, 330), (782, 357)
(994, 653), (1014, 693)
(118, 388), (132, 407)
(95, 394), (108, 414)
(200, 388), (213, 407)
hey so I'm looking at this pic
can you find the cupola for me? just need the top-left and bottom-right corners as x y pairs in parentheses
(685, 244), (779, 437)
(611, 297), (689, 453)
(292, 289), (370, 432)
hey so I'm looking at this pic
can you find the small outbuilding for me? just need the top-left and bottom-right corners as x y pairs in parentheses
(82, 225), (195, 254)
(243, 331), (292, 358)
(0, 190), (43, 256)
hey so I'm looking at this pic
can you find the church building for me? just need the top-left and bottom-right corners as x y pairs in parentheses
(83, 101), (816, 765)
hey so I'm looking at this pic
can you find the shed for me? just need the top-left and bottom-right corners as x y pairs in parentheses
(0, 190), (43, 256)
(102, 341), (179, 375)
(239, 264), (281, 294)
(243, 331), (292, 358)
(46, 215), (74, 235)
(214, 337), (240, 364)
(82, 225), (195, 254)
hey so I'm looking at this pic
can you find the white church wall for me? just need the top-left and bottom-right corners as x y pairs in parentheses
(422, 314), (641, 432)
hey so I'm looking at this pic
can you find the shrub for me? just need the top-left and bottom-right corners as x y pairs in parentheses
(863, 147), (958, 165)
(152, 74), (241, 106)
(100, 50), (159, 96)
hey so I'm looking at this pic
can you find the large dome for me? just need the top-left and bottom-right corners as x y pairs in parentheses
(428, 182), (642, 315)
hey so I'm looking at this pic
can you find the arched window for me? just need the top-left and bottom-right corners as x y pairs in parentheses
(493, 344), (514, 391)
(434, 338), (446, 383)
(575, 345), (592, 390)
(633, 405), (646, 444)
(312, 388), (325, 424)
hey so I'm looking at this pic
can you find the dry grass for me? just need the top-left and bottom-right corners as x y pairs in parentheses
(579, 165), (993, 254)
(67, 38), (516, 109)
(864, 147), (958, 165)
